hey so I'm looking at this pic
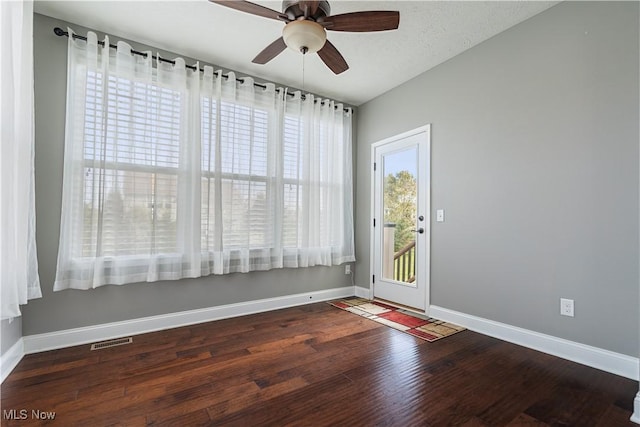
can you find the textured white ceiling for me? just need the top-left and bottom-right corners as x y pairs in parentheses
(34, 1), (558, 106)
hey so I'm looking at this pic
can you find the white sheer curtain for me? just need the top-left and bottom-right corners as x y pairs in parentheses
(55, 30), (201, 289)
(0, 0), (42, 318)
(55, 29), (355, 290)
(200, 68), (285, 274)
(281, 92), (355, 267)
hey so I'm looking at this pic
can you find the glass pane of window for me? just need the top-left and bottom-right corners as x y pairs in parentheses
(82, 169), (177, 256)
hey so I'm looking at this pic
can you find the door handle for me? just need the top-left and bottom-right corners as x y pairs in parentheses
(412, 228), (425, 234)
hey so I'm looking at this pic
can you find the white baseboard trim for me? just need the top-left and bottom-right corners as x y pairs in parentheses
(631, 392), (640, 424)
(354, 285), (372, 299)
(23, 286), (355, 355)
(1, 338), (25, 384)
(430, 305), (639, 381)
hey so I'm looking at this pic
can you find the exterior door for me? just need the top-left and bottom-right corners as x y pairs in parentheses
(371, 125), (430, 312)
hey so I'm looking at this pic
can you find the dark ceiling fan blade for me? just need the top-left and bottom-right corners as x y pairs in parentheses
(252, 37), (287, 64)
(209, 0), (289, 21)
(320, 11), (399, 32)
(299, 1), (319, 18)
(317, 40), (349, 74)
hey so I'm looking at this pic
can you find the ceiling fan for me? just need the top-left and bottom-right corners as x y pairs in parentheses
(209, 0), (400, 74)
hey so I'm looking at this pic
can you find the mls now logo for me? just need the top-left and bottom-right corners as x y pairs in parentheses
(3, 409), (56, 420)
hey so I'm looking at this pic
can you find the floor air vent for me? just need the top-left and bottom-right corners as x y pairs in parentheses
(90, 337), (133, 351)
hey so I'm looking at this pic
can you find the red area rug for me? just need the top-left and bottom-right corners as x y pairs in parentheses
(328, 297), (465, 342)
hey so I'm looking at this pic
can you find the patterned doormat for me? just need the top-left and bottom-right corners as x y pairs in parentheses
(328, 297), (465, 342)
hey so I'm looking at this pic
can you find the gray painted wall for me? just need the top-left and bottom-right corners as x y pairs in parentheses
(355, 1), (639, 356)
(23, 13), (354, 336)
(1, 318), (22, 355)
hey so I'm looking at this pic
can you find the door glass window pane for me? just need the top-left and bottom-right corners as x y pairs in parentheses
(382, 147), (417, 285)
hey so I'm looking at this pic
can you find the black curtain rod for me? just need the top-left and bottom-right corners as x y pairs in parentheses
(53, 27), (351, 113)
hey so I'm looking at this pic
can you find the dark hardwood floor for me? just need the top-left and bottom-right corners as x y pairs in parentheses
(1, 302), (637, 426)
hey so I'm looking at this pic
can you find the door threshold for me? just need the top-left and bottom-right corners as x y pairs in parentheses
(373, 298), (426, 315)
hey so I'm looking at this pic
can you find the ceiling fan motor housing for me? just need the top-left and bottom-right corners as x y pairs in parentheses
(282, 1), (330, 21)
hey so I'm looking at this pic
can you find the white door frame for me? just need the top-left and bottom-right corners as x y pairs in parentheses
(369, 124), (431, 313)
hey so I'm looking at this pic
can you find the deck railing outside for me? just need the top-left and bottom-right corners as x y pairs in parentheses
(393, 240), (415, 283)
(383, 223), (416, 283)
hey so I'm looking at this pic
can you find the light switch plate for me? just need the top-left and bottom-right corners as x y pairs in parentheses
(436, 209), (444, 222)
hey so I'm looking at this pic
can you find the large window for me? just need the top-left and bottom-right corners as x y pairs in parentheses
(81, 72), (182, 258)
(54, 31), (354, 290)
(200, 100), (273, 253)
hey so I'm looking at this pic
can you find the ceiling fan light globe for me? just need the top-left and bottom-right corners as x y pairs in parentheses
(282, 20), (327, 54)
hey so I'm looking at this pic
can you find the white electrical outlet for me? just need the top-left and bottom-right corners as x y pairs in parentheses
(345, 265), (351, 275)
(560, 298), (574, 317)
